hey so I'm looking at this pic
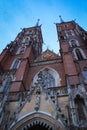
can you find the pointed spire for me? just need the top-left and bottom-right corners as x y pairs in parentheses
(35, 19), (40, 26)
(59, 15), (64, 23)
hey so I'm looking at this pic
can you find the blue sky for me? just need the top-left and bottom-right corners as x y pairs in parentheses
(0, 0), (87, 53)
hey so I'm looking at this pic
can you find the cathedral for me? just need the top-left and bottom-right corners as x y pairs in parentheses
(0, 17), (87, 130)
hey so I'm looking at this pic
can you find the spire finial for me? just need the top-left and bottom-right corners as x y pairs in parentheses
(35, 19), (40, 26)
(59, 15), (64, 23)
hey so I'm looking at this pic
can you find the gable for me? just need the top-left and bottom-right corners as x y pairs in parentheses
(35, 49), (60, 62)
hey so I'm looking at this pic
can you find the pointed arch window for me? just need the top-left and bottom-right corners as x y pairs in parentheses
(75, 49), (84, 60)
(83, 67), (87, 80)
(11, 59), (20, 69)
(33, 68), (61, 88)
(70, 40), (77, 47)
(18, 47), (26, 55)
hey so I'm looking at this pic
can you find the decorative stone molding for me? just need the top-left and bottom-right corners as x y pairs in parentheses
(34, 85), (41, 111)
(31, 60), (59, 67)
(10, 112), (66, 130)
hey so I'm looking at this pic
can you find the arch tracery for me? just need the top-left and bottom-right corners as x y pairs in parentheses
(33, 67), (61, 87)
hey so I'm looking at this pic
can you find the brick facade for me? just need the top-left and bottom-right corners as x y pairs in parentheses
(0, 20), (87, 130)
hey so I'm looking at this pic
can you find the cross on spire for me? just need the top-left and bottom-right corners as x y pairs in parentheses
(59, 15), (64, 23)
(35, 19), (40, 26)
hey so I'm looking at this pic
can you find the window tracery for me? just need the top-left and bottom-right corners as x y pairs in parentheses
(41, 70), (55, 88)
(33, 68), (61, 88)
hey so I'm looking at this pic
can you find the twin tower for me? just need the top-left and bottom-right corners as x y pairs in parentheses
(0, 19), (87, 130)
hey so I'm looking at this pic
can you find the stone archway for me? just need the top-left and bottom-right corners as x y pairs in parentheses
(10, 112), (66, 130)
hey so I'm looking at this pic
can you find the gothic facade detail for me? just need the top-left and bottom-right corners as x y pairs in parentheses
(0, 19), (87, 130)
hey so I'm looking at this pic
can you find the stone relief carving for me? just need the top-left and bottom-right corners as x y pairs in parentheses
(0, 69), (68, 130)
(34, 83), (41, 111)
(34, 94), (40, 111)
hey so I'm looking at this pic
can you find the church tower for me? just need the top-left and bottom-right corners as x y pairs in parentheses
(0, 18), (87, 130)
(56, 16), (87, 129)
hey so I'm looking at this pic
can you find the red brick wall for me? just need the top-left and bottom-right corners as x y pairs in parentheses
(25, 61), (65, 90)
(57, 21), (75, 31)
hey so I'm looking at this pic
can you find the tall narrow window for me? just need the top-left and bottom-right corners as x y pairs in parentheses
(11, 59), (20, 69)
(75, 49), (83, 60)
(3, 77), (12, 93)
(83, 67), (87, 80)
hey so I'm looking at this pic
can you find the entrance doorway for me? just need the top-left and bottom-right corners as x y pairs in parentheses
(27, 124), (50, 130)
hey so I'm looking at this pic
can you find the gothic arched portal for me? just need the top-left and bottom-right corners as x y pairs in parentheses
(10, 112), (66, 130)
(28, 124), (50, 130)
